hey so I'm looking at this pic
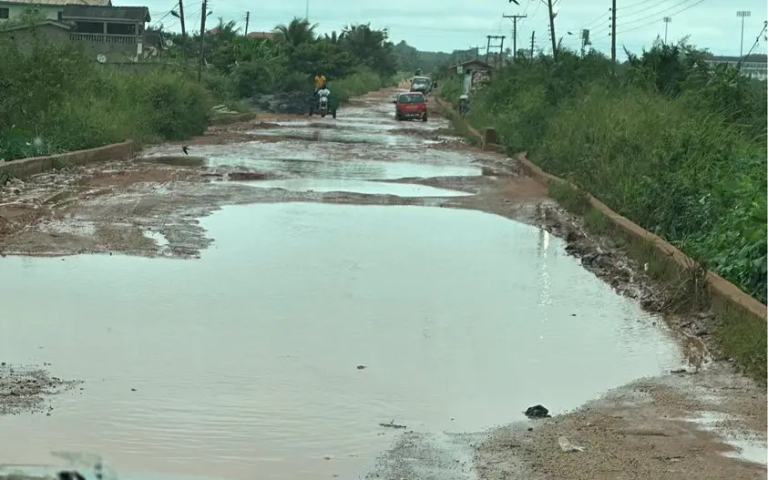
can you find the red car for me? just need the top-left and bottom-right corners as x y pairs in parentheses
(393, 92), (428, 122)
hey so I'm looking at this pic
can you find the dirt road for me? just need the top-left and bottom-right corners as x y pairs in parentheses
(0, 88), (765, 480)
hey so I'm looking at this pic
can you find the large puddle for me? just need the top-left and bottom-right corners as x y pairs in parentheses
(230, 178), (472, 197)
(143, 143), (484, 179)
(0, 204), (681, 479)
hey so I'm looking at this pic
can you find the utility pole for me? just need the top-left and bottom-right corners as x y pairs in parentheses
(610, 0), (616, 67)
(580, 29), (590, 55)
(546, 0), (557, 60)
(737, 11), (751, 56)
(197, 0), (207, 81)
(486, 35), (506, 67)
(244, 11), (250, 36)
(503, 14), (527, 62)
(530, 30), (535, 59)
(662, 16), (670, 43)
(305, 0), (309, 20)
(177, 0), (186, 37)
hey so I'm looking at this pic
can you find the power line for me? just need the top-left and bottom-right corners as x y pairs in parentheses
(619, 0), (700, 27)
(619, 0), (706, 34)
(572, 10), (611, 31)
(739, 20), (768, 67)
(621, 0), (671, 15)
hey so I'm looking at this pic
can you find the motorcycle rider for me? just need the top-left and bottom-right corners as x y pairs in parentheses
(314, 72), (327, 93)
(317, 85), (331, 110)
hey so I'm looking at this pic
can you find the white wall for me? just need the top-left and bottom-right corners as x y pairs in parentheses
(0, 3), (62, 22)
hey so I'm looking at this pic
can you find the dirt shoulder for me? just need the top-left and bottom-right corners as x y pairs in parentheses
(477, 363), (767, 480)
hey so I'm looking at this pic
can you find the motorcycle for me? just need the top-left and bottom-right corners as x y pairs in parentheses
(309, 93), (337, 119)
(318, 95), (329, 117)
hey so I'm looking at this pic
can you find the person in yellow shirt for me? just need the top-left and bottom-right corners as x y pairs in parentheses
(314, 72), (326, 92)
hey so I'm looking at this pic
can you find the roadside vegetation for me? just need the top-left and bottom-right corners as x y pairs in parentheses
(0, 16), (401, 163)
(438, 40), (767, 380)
(439, 40), (767, 306)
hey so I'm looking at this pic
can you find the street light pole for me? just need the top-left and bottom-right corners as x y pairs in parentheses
(663, 17), (671, 44)
(737, 11), (751, 56)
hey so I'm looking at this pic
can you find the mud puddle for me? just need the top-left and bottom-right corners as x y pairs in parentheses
(683, 411), (767, 465)
(142, 143), (483, 179)
(230, 178), (473, 197)
(0, 203), (682, 480)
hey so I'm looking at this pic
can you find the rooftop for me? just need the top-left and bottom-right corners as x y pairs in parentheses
(247, 31), (276, 39)
(450, 58), (494, 70)
(62, 4), (150, 22)
(0, 19), (72, 31)
(0, 0), (111, 5)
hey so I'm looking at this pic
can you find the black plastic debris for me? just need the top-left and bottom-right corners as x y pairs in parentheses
(524, 405), (552, 418)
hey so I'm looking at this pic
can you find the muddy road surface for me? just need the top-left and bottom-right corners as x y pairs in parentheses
(0, 88), (765, 480)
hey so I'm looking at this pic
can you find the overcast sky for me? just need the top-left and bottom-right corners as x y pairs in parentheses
(131, 0), (767, 58)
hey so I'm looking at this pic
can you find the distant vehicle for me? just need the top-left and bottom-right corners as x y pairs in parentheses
(410, 76), (433, 94)
(393, 92), (428, 122)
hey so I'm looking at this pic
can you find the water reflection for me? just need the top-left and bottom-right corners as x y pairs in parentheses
(0, 204), (680, 480)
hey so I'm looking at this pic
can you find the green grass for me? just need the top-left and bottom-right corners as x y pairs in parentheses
(331, 68), (388, 102)
(712, 303), (767, 383)
(0, 39), (213, 162)
(457, 44), (766, 308)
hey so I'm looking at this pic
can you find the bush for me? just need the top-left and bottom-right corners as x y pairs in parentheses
(0, 38), (212, 161)
(453, 41), (767, 303)
(331, 68), (387, 102)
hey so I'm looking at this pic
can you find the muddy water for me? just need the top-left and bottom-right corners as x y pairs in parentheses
(0, 203), (681, 480)
(231, 178), (472, 196)
(142, 143), (484, 179)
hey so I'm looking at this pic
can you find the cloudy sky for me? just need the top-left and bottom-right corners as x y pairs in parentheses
(131, 0), (767, 58)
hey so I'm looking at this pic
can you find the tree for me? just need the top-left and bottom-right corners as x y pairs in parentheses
(341, 23), (396, 77)
(274, 17), (317, 48)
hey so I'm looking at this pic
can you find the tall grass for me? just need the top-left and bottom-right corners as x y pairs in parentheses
(330, 68), (389, 102)
(443, 44), (767, 304)
(0, 38), (212, 161)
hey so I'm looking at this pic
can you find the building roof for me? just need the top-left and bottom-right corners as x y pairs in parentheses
(0, 19), (72, 31)
(0, 0), (111, 6)
(450, 58), (494, 70)
(62, 5), (150, 22)
(247, 31), (276, 39)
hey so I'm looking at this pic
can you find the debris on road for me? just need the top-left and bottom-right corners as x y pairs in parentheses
(524, 405), (552, 418)
(380, 420), (407, 429)
(0, 363), (78, 416)
(558, 436), (585, 452)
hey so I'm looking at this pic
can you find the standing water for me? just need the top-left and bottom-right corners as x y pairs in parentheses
(0, 203), (681, 479)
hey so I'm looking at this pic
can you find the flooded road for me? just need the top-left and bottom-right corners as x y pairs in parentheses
(0, 204), (680, 478)
(5, 89), (762, 480)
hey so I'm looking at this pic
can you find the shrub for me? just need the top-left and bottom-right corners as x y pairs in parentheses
(451, 41), (767, 303)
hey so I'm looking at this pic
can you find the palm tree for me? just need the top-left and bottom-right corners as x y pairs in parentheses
(323, 31), (345, 45)
(273, 17), (317, 47)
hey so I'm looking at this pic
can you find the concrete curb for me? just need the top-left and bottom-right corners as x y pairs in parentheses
(0, 140), (134, 180)
(434, 97), (503, 152)
(437, 95), (767, 322)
